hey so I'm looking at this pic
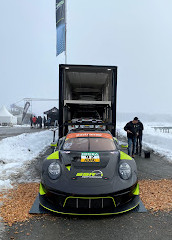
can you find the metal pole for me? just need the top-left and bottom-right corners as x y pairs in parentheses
(65, 0), (67, 64)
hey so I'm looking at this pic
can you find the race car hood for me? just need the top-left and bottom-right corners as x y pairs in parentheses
(41, 150), (138, 195)
(60, 151), (112, 169)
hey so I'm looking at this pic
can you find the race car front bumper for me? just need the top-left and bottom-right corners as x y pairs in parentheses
(39, 183), (140, 215)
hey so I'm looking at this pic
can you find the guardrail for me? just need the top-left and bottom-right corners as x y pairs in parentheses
(152, 127), (172, 133)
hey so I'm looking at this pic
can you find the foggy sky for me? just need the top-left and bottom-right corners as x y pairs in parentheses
(0, 0), (172, 115)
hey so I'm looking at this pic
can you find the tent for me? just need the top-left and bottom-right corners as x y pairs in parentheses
(0, 105), (17, 125)
(44, 107), (59, 126)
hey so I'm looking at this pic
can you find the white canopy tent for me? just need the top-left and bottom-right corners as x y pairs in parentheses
(0, 105), (17, 125)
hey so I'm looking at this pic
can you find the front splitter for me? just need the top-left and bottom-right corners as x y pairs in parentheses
(30, 194), (147, 215)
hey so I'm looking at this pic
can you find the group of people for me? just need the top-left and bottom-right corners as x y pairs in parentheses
(124, 117), (144, 158)
(30, 115), (43, 128)
(30, 115), (52, 129)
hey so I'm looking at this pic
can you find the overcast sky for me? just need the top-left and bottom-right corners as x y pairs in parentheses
(0, 0), (172, 115)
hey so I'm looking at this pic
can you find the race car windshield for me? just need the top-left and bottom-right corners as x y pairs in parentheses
(63, 138), (88, 151)
(62, 137), (116, 151)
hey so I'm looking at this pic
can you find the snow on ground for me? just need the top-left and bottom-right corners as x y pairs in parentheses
(117, 121), (172, 162)
(0, 130), (53, 191)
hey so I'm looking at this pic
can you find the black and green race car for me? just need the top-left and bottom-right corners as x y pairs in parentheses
(39, 130), (139, 215)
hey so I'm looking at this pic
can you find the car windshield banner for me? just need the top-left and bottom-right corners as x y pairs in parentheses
(56, 0), (66, 56)
(66, 132), (113, 139)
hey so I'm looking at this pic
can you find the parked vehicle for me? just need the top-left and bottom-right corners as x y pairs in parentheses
(39, 64), (140, 215)
(39, 129), (139, 215)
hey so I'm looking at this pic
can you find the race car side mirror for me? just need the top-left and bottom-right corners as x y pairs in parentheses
(120, 144), (128, 150)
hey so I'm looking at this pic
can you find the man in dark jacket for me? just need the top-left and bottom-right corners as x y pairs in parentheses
(136, 120), (144, 156)
(124, 117), (139, 157)
(37, 116), (43, 128)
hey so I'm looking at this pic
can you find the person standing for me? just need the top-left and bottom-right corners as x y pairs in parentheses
(136, 119), (144, 156)
(32, 116), (37, 128)
(124, 117), (139, 158)
(43, 116), (47, 128)
(37, 116), (42, 128)
(39, 116), (42, 128)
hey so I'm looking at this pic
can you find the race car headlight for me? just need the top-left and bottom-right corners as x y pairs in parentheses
(119, 162), (131, 180)
(48, 162), (61, 179)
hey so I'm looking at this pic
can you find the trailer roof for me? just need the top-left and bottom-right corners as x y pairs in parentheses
(60, 64), (117, 72)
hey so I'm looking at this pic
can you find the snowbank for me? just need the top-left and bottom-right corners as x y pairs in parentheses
(117, 121), (172, 162)
(0, 130), (53, 191)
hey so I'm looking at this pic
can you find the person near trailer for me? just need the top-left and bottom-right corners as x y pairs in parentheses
(47, 117), (51, 128)
(136, 119), (144, 156)
(124, 117), (139, 158)
(32, 116), (37, 128)
(43, 116), (47, 128)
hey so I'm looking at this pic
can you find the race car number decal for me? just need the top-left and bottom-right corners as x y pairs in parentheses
(81, 152), (100, 162)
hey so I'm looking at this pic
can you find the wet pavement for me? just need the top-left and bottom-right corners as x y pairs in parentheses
(0, 126), (44, 141)
(0, 130), (172, 240)
(3, 211), (172, 240)
(135, 153), (172, 180)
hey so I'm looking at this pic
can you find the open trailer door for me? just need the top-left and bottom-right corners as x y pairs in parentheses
(59, 64), (117, 138)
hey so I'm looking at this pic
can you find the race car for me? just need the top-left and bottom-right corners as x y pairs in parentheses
(39, 130), (139, 215)
(68, 118), (105, 131)
(68, 110), (105, 131)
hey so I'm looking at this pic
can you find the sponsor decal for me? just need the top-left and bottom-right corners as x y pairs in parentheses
(66, 132), (112, 139)
(81, 152), (100, 162)
(76, 170), (103, 178)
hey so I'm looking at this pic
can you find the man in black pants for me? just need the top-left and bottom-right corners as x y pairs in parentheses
(136, 119), (144, 156)
(124, 117), (139, 158)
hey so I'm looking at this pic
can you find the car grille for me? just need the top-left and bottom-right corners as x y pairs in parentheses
(64, 197), (115, 210)
(43, 184), (137, 212)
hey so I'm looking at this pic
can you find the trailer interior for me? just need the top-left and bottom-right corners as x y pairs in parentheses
(59, 65), (117, 137)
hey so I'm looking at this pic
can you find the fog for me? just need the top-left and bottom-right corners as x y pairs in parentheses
(0, 0), (172, 116)
(117, 112), (172, 124)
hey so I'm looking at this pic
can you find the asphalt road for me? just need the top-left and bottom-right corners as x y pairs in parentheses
(0, 126), (43, 141)
(1, 130), (172, 240)
(2, 211), (172, 240)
